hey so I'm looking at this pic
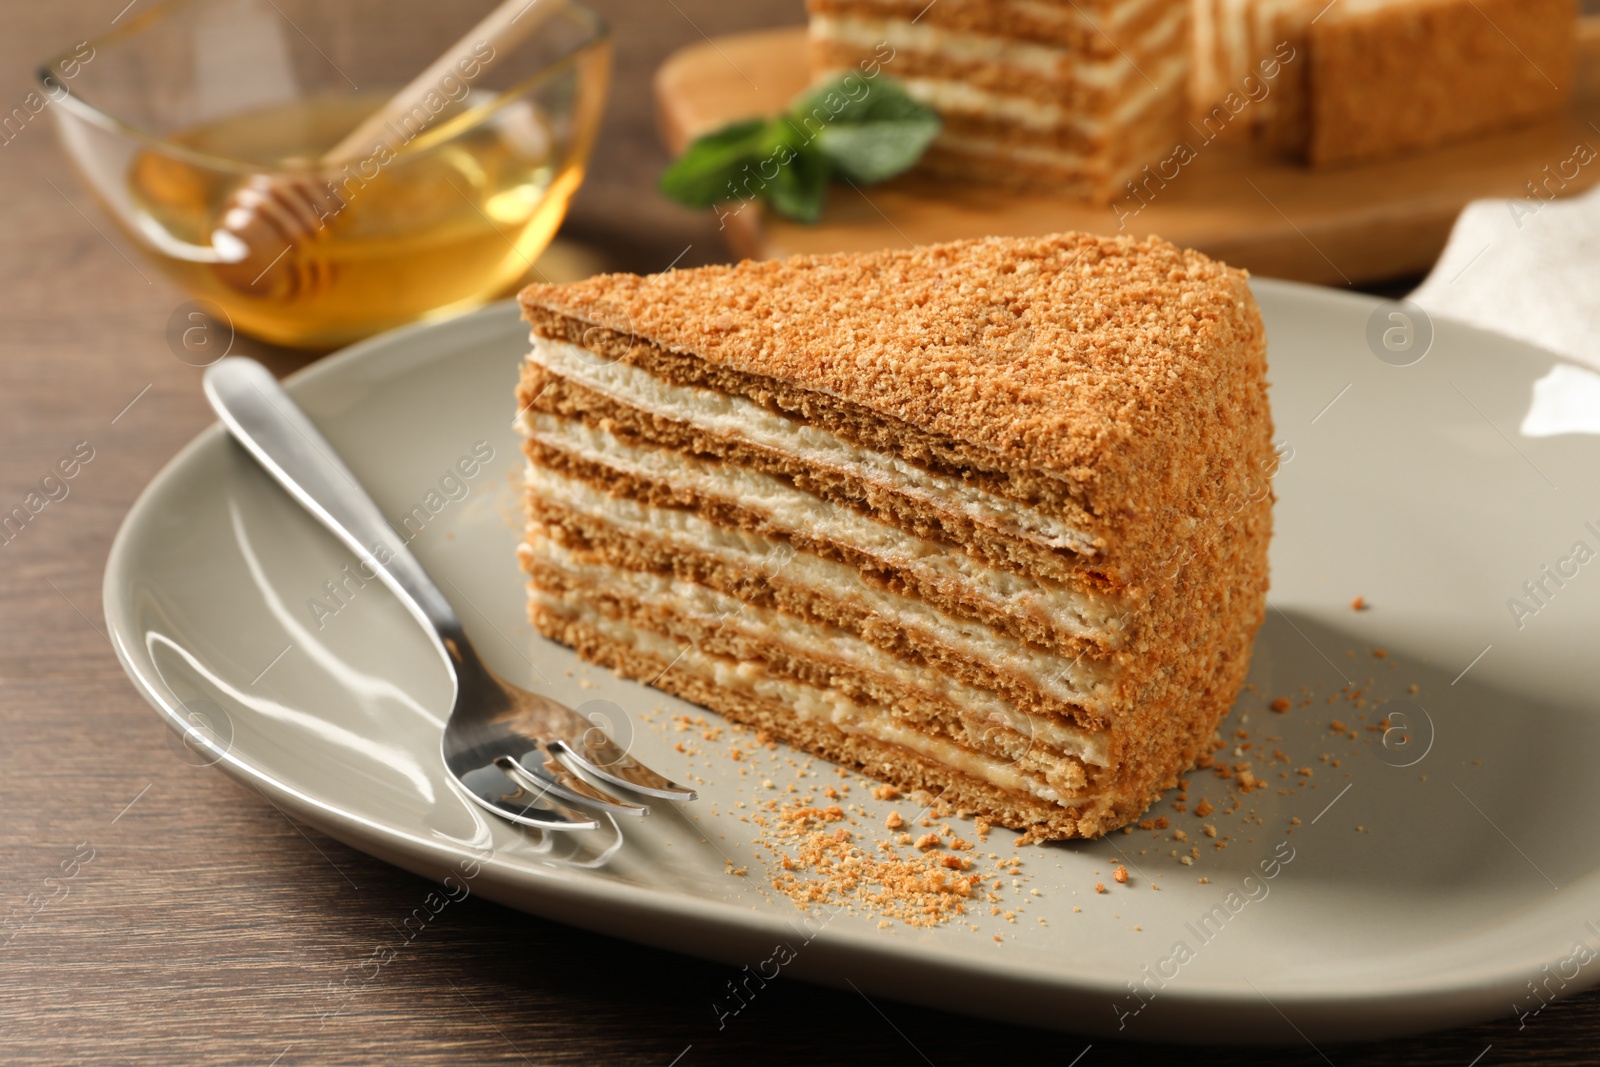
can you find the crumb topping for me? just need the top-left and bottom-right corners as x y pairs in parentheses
(519, 232), (1261, 504)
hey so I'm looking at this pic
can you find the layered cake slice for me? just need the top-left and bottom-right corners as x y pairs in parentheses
(515, 233), (1274, 839)
(1191, 0), (1576, 166)
(806, 0), (1192, 200)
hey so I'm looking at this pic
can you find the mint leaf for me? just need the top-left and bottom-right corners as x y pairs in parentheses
(764, 144), (830, 224)
(658, 118), (768, 207)
(658, 75), (939, 225)
(814, 116), (940, 184)
(791, 77), (941, 184)
(790, 75), (926, 127)
(660, 116), (834, 223)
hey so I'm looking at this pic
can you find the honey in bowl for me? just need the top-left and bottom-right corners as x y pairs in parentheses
(129, 93), (580, 349)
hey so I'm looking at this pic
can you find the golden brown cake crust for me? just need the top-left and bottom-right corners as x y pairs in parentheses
(1305, 0), (1575, 167)
(518, 233), (1265, 571)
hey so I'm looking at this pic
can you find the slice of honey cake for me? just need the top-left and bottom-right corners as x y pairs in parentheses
(806, 0), (1192, 200)
(1192, 0), (1576, 165)
(515, 232), (1274, 839)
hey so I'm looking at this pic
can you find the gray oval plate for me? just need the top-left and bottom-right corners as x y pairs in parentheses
(105, 282), (1600, 1044)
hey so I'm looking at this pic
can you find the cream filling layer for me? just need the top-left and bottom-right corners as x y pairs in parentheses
(523, 417), (1127, 642)
(890, 48), (1189, 132)
(819, 0), (1165, 34)
(810, 11), (1183, 86)
(933, 126), (1174, 173)
(530, 535), (1111, 767)
(525, 337), (1097, 556)
(536, 592), (1090, 807)
(525, 465), (1123, 706)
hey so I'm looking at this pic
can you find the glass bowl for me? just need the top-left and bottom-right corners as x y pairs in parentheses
(41, 0), (611, 349)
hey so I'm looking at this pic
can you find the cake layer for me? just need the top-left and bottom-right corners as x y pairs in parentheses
(524, 457), (1126, 675)
(523, 338), (1099, 558)
(808, 52), (1189, 146)
(921, 94), (1187, 197)
(520, 370), (1105, 590)
(917, 148), (1106, 199)
(915, 76), (1187, 153)
(521, 302), (1100, 527)
(812, 8), (1185, 86)
(893, 56), (1186, 139)
(807, 0), (1170, 52)
(809, 2), (1188, 110)
(520, 417), (1130, 647)
(525, 540), (1111, 790)
(529, 595), (1130, 838)
(1191, 0), (1281, 118)
(522, 498), (1127, 741)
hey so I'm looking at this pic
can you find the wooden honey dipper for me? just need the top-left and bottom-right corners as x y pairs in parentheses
(210, 0), (553, 299)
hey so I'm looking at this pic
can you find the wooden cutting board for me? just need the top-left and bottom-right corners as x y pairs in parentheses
(653, 24), (1600, 284)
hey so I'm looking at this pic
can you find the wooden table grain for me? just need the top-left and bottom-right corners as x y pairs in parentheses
(0, 2), (1588, 1063)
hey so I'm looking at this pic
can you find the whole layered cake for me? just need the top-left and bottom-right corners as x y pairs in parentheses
(515, 232), (1274, 839)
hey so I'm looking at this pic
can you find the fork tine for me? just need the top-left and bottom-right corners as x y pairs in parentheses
(549, 740), (699, 802)
(496, 752), (650, 817)
(453, 763), (599, 831)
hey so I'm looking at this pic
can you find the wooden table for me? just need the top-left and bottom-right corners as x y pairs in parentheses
(0, 2), (1589, 1063)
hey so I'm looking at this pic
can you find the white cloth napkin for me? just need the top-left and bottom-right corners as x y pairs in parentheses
(1411, 183), (1600, 369)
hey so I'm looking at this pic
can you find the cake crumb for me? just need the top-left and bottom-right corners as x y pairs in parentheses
(1095, 882), (1108, 894)
(1113, 865), (1129, 884)
(1351, 596), (1367, 611)
(1270, 697), (1291, 713)
(752, 799), (999, 927)
(871, 785), (901, 800)
(914, 833), (942, 851)
(884, 811), (904, 830)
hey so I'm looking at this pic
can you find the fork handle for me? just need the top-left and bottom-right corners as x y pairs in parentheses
(203, 357), (467, 649)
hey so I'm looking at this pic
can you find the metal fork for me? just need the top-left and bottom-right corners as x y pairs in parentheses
(203, 357), (695, 831)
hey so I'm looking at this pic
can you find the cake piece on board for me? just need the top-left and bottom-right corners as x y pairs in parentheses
(807, 0), (1193, 200)
(1192, 0), (1577, 166)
